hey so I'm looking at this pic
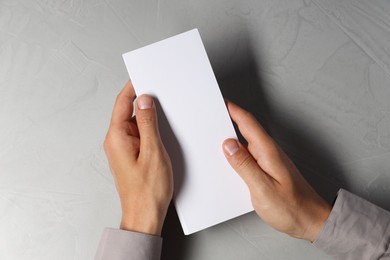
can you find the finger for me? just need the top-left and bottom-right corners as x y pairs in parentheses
(226, 101), (274, 151)
(128, 116), (139, 137)
(224, 99), (291, 182)
(110, 81), (136, 126)
(135, 94), (162, 155)
(123, 116), (139, 137)
(223, 138), (267, 189)
(225, 100), (283, 178)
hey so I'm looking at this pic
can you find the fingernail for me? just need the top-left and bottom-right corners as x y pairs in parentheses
(224, 140), (239, 156)
(138, 95), (153, 110)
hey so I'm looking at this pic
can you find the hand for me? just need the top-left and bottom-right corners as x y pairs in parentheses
(222, 101), (331, 242)
(104, 81), (173, 236)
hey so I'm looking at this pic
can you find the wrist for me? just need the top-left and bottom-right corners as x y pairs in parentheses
(119, 202), (167, 236)
(302, 198), (332, 242)
(120, 211), (164, 236)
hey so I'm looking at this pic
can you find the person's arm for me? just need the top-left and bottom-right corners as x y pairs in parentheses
(314, 189), (390, 259)
(222, 100), (390, 258)
(95, 81), (173, 260)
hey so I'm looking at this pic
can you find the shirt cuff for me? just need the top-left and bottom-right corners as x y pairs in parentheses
(95, 227), (162, 260)
(313, 189), (390, 260)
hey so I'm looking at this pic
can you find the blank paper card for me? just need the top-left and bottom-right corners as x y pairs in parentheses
(122, 29), (253, 235)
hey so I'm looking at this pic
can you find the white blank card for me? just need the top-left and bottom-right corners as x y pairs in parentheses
(122, 29), (253, 235)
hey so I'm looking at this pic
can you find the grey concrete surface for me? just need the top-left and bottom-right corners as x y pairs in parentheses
(0, 0), (389, 259)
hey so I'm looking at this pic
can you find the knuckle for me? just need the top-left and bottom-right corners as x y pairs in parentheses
(114, 94), (122, 106)
(244, 110), (255, 120)
(242, 110), (256, 122)
(138, 114), (155, 127)
(103, 132), (115, 153)
(264, 142), (278, 156)
(235, 152), (253, 170)
(103, 136), (112, 153)
(266, 142), (283, 159)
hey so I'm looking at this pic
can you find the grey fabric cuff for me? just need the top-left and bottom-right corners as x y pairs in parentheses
(95, 227), (162, 260)
(313, 189), (390, 260)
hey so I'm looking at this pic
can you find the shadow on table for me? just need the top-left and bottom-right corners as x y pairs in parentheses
(215, 40), (349, 205)
(160, 26), (366, 259)
(157, 102), (190, 260)
(216, 37), (390, 212)
(161, 202), (189, 260)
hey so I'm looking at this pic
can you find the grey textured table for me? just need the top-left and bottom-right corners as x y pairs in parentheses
(1, 0), (389, 259)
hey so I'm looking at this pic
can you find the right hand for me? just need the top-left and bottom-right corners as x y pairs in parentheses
(222, 100), (331, 242)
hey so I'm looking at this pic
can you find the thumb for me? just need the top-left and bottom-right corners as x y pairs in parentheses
(136, 94), (162, 153)
(223, 138), (265, 189)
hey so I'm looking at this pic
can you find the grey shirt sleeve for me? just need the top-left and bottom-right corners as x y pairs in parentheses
(95, 227), (162, 260)
(314, 189), (390, 259)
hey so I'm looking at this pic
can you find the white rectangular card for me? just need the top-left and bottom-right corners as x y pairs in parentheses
(122, 29), (253, 235)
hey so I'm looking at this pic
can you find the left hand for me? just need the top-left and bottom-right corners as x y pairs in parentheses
(103, 81), (173, 236)
(222, 100), (331, 242)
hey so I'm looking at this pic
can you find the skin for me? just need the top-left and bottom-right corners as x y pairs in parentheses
(104, 81), (173, 236)
(104, 81), (331, 242)
(222, 100), (331, 242)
